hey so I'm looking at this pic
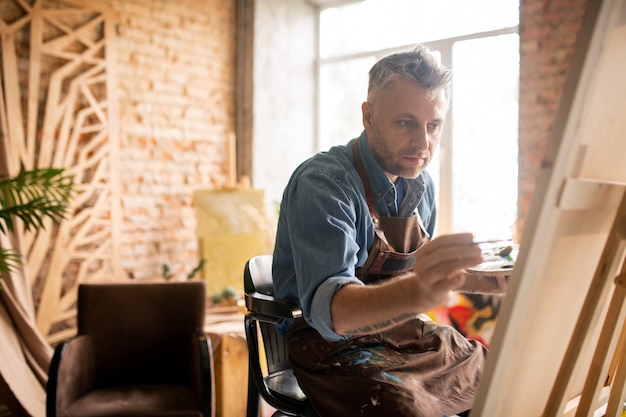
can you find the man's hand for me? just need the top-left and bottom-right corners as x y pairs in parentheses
(331, 233), (482, 337)
(411, 233), (483, 311)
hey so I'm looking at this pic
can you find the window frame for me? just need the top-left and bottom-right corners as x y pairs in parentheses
(314, 20), (519, 234)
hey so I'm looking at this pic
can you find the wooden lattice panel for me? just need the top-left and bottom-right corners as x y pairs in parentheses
(0, 0), (121, 343)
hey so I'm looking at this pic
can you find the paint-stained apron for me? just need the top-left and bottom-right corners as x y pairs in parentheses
(286, 140), (487, 417)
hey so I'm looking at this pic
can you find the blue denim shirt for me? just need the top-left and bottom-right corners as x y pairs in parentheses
(272, 131), (437, 341)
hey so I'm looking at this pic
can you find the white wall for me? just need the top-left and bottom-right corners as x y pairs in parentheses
(253, 0), (317, 212)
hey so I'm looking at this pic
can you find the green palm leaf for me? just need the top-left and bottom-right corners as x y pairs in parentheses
(0, 168), (75, 234)
(0, 248), (22, 275)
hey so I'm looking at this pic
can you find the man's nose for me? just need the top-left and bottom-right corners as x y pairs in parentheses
(410, 126), (429, 150)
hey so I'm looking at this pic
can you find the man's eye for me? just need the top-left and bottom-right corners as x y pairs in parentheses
(427, 123), (440, 132)
(399, 120), (413, 127)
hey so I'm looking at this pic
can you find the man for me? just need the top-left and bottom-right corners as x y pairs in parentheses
(272, 45), (487, 417)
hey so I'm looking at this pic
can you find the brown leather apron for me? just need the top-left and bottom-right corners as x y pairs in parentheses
(286, 140), (487, 417)
(351, 138), (426, 283)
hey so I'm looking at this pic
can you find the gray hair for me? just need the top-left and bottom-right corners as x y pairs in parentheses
(367, 45), (452, 104)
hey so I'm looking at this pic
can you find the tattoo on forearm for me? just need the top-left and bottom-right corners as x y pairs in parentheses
(343, 312), (417, 335)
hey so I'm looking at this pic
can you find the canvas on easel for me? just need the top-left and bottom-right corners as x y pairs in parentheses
(470, 0), (626, 415)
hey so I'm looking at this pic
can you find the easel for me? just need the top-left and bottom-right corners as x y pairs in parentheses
(544, 192), (626, 417)
(470, 0), (626, 414)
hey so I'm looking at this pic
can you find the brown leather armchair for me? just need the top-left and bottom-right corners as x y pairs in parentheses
(46, 280), (214, 417)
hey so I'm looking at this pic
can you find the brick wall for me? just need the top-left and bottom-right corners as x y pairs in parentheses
(517, 0), (591, 239)
(113, 0), (237, 280)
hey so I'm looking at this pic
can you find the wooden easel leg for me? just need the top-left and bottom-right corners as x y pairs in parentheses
(604, 273), (626, 417)
(575, 272), (626, 417)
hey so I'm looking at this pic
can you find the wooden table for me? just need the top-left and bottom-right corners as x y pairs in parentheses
(205, 306), (248, 417)
(204, 305), (276, 417)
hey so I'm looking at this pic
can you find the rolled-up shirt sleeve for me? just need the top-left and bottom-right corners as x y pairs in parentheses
(282, 163), (368, 341)
(309, 275), (364, 340)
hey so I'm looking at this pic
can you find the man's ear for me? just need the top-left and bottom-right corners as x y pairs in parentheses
(362, 101), (372, 129)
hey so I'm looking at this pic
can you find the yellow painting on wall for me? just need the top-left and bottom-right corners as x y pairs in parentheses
(195, 189), (274, 296)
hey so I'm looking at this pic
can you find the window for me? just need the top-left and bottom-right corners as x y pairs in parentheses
(317, 0), (519, 240)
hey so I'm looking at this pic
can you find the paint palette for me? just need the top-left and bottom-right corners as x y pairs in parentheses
(465, 241), (518, 277)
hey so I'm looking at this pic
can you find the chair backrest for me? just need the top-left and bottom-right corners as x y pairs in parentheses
(244, 254), (274, 295)
(77, 280), (206, 387)
(243, 255), (292, 376)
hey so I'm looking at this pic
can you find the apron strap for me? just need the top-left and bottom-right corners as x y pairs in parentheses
(351, 138), (426, 281)
(352, 139), (381, 226)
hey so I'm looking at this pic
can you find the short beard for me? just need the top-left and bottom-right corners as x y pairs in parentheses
(368, 119), (419, 179)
